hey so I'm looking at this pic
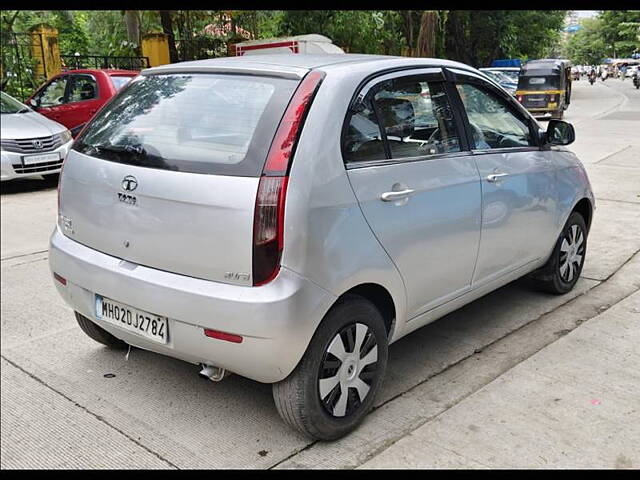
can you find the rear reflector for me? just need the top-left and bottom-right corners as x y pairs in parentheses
(203, 329), (243, 344)
(53, 272), (67, 285)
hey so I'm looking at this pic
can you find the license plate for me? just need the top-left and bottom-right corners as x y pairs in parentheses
(22, 152), (60, 165)
(96, 296), (168, 344)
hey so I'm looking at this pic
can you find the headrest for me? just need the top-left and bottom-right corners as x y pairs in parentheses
(80, 84), (95, 99)
(376, 97), (415, 138)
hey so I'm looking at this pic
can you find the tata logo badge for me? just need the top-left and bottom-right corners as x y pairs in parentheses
(121, 175), (138, 192)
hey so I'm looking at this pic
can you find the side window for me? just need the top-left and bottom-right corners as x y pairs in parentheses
(37, 76), (68, 107)
(373, 78), (461, 159)
(343, 98), (387, 163)
(456, 83), (534, 150)
(68, 75), (98, 103)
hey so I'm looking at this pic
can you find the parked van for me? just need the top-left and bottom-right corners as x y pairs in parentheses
(232, 34), (344, 56)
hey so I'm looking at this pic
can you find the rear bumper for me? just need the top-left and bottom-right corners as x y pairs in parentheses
(1, 140), (72, 181)
(49, 227), (336, 383)
(525, 107), (557, 113)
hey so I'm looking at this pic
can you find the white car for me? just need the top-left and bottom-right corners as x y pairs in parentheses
(1, 91), (73, 182)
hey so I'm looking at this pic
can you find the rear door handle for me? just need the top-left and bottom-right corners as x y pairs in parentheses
(381, 189), (415, 202)
(486, 173), (509, 183)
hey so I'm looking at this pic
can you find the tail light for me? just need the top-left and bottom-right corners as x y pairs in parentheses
(252, 70), (325, 286)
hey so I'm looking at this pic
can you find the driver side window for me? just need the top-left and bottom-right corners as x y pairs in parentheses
(373, 77), (461, 159)
(68, 75), (98, 103)
(456, 82), (534, 150)
(37, 76), (68, 107)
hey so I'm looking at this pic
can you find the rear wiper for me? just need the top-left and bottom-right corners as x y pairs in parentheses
(91, 144), (146, 156)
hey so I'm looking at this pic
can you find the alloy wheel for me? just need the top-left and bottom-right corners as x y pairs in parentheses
(318, 323), (379, 417)
(559, 224), (585, 283)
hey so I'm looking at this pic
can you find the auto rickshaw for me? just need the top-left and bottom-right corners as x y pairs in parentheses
(516, 59), (572, 119)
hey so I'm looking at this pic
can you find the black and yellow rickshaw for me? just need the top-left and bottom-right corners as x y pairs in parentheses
(516, 59), (572, 119)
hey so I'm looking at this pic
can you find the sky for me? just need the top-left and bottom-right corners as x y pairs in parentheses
(576, 11), (598, 18)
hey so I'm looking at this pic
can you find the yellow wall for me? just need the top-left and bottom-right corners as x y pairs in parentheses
(29, 24), (61, 80)
(142, 33), (171, 67)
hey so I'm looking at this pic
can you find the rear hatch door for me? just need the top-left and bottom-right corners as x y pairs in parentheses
(59, 70), (302, 285)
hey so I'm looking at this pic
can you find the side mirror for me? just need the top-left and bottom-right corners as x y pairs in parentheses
(545, 119), (575, 146)
(28, 98), (38, 108)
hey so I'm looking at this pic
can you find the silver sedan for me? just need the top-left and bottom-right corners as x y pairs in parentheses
(1, 91), (73, 182)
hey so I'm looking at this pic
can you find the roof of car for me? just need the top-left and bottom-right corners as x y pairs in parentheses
(480, 67), (521, 71)
(523, 59), (571, 70)
(59, 68), (139, 76)
(142, 54), (477, 79)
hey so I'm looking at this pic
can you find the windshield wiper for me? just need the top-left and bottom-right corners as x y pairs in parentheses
(17, 108), (31, 113)
(91, 144), (147, 156)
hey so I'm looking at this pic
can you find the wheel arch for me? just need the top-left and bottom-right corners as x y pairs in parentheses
(572, 197), (593, 233)
(338, 283), (397, 340)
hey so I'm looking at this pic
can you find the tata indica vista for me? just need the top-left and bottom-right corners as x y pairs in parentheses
(50, 54), (594, 440)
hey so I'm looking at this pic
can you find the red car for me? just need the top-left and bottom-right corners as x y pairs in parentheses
(27, 69), (138, 136)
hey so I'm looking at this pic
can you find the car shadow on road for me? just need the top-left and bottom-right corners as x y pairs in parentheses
(1, 177), (58, 195)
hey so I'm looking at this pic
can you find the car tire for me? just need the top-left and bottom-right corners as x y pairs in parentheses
(272, 294), (389, 440)
(75, 312), (129, 349)
(530, 212), (587, 295)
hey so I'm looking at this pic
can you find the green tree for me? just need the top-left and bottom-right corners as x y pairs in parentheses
(278, 10), (405, 55)
(598, 10), (640, 58)
(565, 17), (608, 65)
(444, 10), (566, 67)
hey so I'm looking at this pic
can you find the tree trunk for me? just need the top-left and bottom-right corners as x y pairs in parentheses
(251, 11), (258, 39)
(160, 10), (179, 63)
(416, 11), (437, 57)
(445, 11), (471, 65)
(406, 11), (414, 56)
(123, 10), (140, 47)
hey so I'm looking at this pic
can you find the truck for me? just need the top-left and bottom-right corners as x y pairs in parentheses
(232, 34), (345, 56)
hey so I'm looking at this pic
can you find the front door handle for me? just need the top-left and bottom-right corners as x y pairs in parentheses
(381, 189), (415, 202)
(486, 173), (509, 183)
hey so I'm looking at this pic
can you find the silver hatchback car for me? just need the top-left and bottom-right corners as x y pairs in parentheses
(50, 54), (594, 440)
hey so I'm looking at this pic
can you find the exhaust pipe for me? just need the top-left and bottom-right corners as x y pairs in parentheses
(199, 364), (227, 382)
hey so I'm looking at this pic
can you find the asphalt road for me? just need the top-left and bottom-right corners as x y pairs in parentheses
(1, 77), (638, 469)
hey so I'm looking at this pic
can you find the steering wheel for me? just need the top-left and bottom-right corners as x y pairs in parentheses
(427, 127), (441, 143)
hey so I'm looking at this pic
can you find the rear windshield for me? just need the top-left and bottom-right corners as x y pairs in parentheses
(517, 75), (560, 91)
(110, 75), (135, 91)
(73, 73), (298, 176)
